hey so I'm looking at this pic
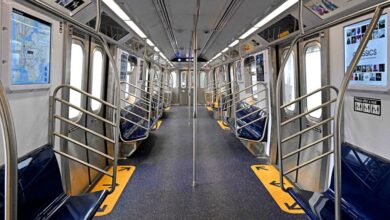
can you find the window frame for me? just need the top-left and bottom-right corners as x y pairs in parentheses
(303, 41), (323, 121)
(90, 47), (105, 113)
(68, 39), (85, 121)
(281, 48), (297, 114)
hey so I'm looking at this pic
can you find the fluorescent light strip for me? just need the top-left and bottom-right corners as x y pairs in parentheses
(125, 21), (147, 38)
(102, 0), (130, 20)
(254, 0), (298, 28)
(239, 27), (258, 40)
(221, 47), (228, 53)
(146, 39), (155, 47)
(229, 40), (239, 47)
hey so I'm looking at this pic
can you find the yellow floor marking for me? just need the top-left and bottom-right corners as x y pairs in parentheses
(91, 166), (136, 216)
(152, 120), (163, 130)
(251, 165), (304, 214)
(165, 107), (171, 111)
(217, 120), (230, 130)
(206, 106), (213, 111)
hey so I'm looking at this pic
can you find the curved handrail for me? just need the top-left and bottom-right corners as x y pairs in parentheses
(0, 81), (18, 220)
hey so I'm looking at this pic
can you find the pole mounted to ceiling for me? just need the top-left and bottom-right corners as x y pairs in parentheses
(192, 0), (200, 188)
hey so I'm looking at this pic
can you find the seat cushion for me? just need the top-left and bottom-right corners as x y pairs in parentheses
(48, 190), (108, 220)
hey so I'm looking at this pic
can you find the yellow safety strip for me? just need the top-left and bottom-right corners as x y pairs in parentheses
(206, 106), (213, 111)
(165, 107), (171, 111)
(251, 165), (304, 214)
(217, 120), (230, 130)
(92, 166), (136, 216)
(153, 120), (163, 130)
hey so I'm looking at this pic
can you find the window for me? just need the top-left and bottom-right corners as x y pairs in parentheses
(200, 71), (206, 88)
(170, 72), (177, 88)
(69, 41), (84, 119)
(91, 49), (104, 112)
(282, 50), (296, 112)
(181, 71), (187, 88)
(250, 57), (258, 100)
(305, 44), (322, 119)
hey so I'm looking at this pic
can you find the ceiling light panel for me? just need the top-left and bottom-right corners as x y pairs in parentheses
(254, 0), (298, 28)
(229, 40), (239, 47)
(125, 20), (147, 38)
(102, 0), (130, 21)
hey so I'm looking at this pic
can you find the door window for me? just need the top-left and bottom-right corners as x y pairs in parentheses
(305, 43), (322, 119)
(69, 41), (85, 120)
(181, 71), (187, 88)
(282, 50), (296, 112)
(91, 48), (104, 112)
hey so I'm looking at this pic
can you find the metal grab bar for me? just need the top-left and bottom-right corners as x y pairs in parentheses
(280, 85), (338, 109)
(235, 98), (267, 113)
(281, 117), (334, 143)
(54, 132), (114, 160)
(235, 81), (267, 94)
(284, 151), (334, 175)
(237, 114), (267, 130)
(0, 81), (18, 220)
(283, 134), (334, 160)
(121, 107), (149, 121)
(120, 116), (149, 130)
(281, 98), (337, 126)
(54, 98), (116, 127)
(121, 98), (149, 112)
(238, 108), (264, 121)
(120, 81), (151, 95)
(121, 89), (151, 104)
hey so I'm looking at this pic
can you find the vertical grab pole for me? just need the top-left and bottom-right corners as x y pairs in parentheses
(188, 63), (191, 125)
(0, 82), (18, 220)
(193, 0), (200, 187)
(333, 6), (383, 220)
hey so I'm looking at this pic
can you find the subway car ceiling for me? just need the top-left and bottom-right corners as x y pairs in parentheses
(2, 0), (390, 220)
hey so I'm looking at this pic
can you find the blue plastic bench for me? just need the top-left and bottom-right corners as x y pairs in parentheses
(0, 145), (107, 219)
(232, 102), (268, 142)
(288, 143), (390, 220)
(120, 102), (156, 142)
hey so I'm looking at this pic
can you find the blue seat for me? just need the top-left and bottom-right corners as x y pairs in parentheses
(120, 102), (155, 141)
(0, 145), (107, 219)
(234, 102), (268, 142)
(288, 143), (390, 220)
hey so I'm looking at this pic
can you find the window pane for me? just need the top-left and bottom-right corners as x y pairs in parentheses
(170, 72), (177, 88)
(200, 71), (206, 88)
(181, 71), (187, 88)
(283, 51), (296, 112)
(91, 49), (104, 112)
(305, 45), (322, 118)
(69, 42), (84, 119)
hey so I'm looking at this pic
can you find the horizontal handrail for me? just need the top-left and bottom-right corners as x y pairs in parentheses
(283, 150), (334, 175)
(120, 81), (151, 95)
(121, 107), (149, 121)
(54, 115), (115, 144)
(54, 149), (113, 177)
(235, 89), (266, 103)
(235, 81), (267, 95)
(281, 85), (338, 109)
(281, 117), (334, 143)
(121, 98), (149, 112)
(281, 98), (337, 126)
(53, 85), (117, 109)
(282, 134), (334, 160)
(121, 89), (151, 104)
(238, 108), (263, 121)
(54, 98), (116, 127)
(235, 98), (267, 113)
(120, 116), (149, 130)
(237, 114), (267, 130)
(54, 132), (114, 160)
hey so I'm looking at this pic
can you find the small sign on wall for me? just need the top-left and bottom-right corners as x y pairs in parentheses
(354, 96), (381, 116)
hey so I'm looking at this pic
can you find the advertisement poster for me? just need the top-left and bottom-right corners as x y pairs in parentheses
(120, 52), (128, 81)
(344, 15), (387, 89)
(305, 0), (366, 20)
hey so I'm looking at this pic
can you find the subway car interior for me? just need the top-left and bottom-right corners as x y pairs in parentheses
(1, 0), (390, 219)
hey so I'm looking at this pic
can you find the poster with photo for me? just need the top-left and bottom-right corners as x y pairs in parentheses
(256, 54), (265, 82)
(344, 15), (388, 90)
(305, 0), (366, 20)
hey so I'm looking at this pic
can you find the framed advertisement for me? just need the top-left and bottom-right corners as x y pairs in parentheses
(344, 14), (388, 92)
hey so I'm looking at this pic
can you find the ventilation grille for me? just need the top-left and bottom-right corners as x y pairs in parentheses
(258, 14), (301, 43)
(87, 12), (129, 41)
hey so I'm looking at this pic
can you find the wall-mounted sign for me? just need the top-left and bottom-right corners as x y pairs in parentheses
(354, 96), (381, 116)
(305, 0), (366, 20)
(33, 0), (91, 16)
(256, 54), (265, 82)
(344, 14), (388, 91)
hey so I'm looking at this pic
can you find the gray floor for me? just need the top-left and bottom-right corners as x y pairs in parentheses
(97, 106), (307, 220)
